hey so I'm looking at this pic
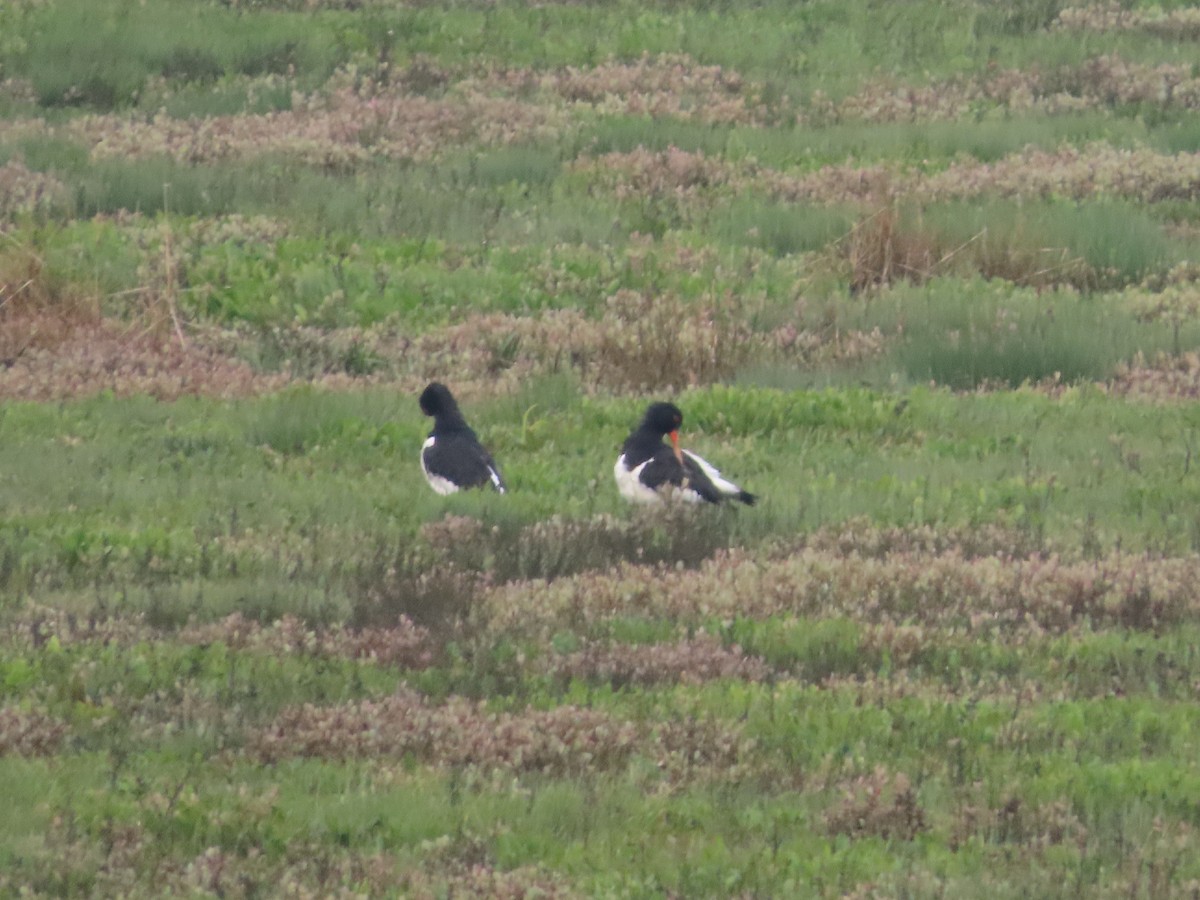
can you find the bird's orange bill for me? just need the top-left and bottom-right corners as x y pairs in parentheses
(670, 430), (684, 466)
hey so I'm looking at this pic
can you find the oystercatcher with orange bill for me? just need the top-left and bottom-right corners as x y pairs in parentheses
(614, 401), (756, 505)
(419, 382), (506, 495)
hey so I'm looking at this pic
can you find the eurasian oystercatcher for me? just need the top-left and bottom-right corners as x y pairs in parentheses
(418, 382), (506, 495)
(614, 401), (756, 505)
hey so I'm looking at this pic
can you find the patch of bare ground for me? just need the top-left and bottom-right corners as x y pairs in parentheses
(3, 606), (766, 687)
(70, 77), (564, 168)
(578, 143), (1200, 208)
(468, 53), (1200, 126)
(0, 78), (38, 106)
(53, 54), (761, 168)
(179, 613), (436, 668)
(1, 233), (299, 399)
(824, 767), (927, 842)
(545, 635), (770, 688)
(5, 52), (1199, 177)
(0, 705), (69, 757)
(923, 144), (1200, 204)
(244, 302), (880, 398)
(811, 56), (1200, 124)
(6, 814), (581, 900)
(349, 506), (741, 637)
(0, 295), (506, 402)
(1107, 352), (1200, 402)
(950, 792), (1087, 854)
(467, 52), (770, 125)
(0, 297), (879, 405)
(0, 316), (294, 401)
(250, 686), (754, 783)
(0, 158), (68, 218)
(571, 146), (891, 207)
(481, 533), (1200, 641)
(4, 605), (437, 669)
(1056, 4), (1200, 40)
(0, 114), (49, 149)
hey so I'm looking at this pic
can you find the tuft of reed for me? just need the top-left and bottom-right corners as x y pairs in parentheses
(0, 233), (99, 365)
(838, 200), (1182, 294)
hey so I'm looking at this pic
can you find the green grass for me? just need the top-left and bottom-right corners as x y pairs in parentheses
(4, 0), (1199, 114)
(20, 216), (817, 327)
(920, 199), (1187, 286)
(874, 277), (1200, 389)
(8, 0), (342, 110)
(5, 645), (1200, 894)
(712, 198), (856, 256)
(154, 74), (297, 118)
(5, 0), (1200, 895)
(4, 383), (1200, 604)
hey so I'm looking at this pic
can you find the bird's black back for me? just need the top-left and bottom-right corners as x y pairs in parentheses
(423, 428), (505, 491)
(636, 449), (727, 503)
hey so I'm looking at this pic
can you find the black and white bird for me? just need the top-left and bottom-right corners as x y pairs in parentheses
(418, 382), (506, 495)
(614, 401), (756, 505)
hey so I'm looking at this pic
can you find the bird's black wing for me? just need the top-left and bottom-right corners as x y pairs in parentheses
(679, 454), (729, 503)
(423, 431), (506, 492)
(683, 450), (756, 505)
(636, 448), (724, 503)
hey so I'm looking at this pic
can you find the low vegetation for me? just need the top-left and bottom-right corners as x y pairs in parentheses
(4, 0), (1200, 895)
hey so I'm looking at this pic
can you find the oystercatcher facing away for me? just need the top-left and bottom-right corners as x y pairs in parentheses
(418, 382), (506, 495)
(615, 401), (756, 505)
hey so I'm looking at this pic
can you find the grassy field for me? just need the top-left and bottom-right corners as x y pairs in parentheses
(4, 0), (1200, 896)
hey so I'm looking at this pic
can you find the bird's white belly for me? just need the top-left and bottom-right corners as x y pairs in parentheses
(614, 455), (661, 503)
(614, 455), (706, 504)
(421, 436), (460, 496)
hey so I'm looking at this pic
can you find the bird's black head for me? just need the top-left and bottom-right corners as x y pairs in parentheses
(640, 401), (684, 436)
(419, 382), (459, 418)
